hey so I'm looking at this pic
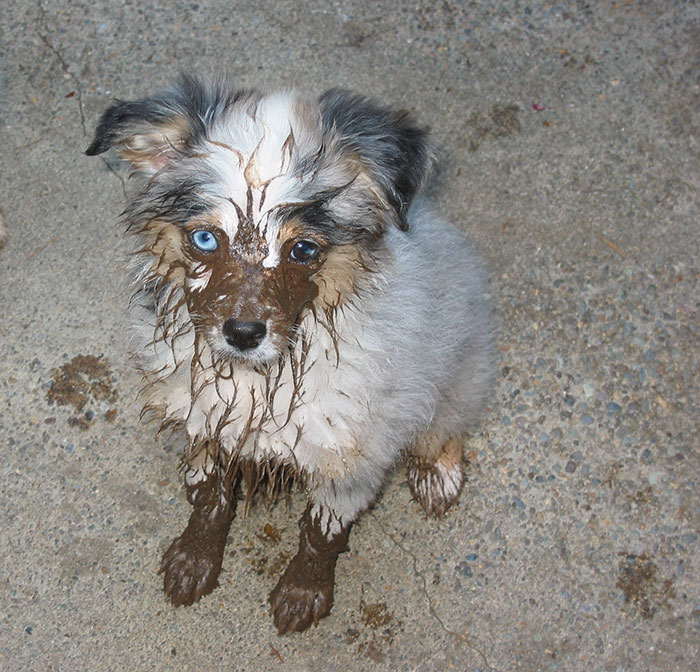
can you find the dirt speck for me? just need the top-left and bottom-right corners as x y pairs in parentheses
(258, 523), (282, 545)
(617, 553), (675, 618)
(345, 627), (360, 644)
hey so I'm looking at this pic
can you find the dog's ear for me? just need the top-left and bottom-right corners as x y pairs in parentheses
(319, 90), (433, 230)
(86, 74), (233, 175)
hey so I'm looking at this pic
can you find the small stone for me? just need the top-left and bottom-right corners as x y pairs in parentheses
(581, 415), (594, 425)
(648, 471), (665, 486)
(606, 402), (622, 414)
(455, 561), (473, 578)
(565, 460), (577, 473)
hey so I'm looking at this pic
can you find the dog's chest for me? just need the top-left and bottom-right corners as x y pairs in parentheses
(152, 324), (374, 480)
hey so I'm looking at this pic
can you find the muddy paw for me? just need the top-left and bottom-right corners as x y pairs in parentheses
(269, 562), (334, 634)
(159, 530), (224, 606)
(407, 457), (464, 517)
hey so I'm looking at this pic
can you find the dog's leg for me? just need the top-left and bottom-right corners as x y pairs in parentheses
(269, 502), (350, 634)
(407, 434), (465, 517)
(160, 467), (235, 606)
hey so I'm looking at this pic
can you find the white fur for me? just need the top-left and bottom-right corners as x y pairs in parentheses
(202, 92), (321, 252)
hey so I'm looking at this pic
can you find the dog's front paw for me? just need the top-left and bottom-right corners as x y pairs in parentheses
(268, 555), (335, 634)
(159, 529), (224, 607)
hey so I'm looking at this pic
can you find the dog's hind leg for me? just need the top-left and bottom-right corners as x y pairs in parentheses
(159, 456), (236, 607)
(407, 433), (465, 517)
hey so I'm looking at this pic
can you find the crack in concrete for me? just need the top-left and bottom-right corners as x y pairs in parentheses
(37, 1), (86, 135)
(370, 512), (500, 672)
(36, 1), (127, 198)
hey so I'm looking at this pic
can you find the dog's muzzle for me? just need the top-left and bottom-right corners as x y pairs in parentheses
(222, 318), (267, 351)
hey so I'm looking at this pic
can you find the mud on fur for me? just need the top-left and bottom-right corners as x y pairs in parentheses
(87, 74), (495, 634)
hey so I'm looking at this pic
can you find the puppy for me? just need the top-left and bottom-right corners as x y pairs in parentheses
(87, 75), (494, 634)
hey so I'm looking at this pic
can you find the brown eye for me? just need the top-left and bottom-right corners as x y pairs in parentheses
(289, 240), (321, 263)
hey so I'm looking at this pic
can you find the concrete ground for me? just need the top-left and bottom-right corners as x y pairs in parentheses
(1, 1), (698, 670)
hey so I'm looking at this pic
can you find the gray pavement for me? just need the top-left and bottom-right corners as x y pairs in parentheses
(0, 1), (698, 670)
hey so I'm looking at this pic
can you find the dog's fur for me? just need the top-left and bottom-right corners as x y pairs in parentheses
(87, 75), (494, 633)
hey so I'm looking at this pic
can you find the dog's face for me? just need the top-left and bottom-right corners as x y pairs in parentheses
(179, 210), (327, 365)
(87, 76), (432, 366)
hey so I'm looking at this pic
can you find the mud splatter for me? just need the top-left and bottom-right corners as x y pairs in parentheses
(463, 103), (521, 152)
(617, 553), (675, 618)
(46, 354), (118, 429)
(350, 592), (402, 663)
(360, 599), (393, 629)
(244, 524), (290, 578)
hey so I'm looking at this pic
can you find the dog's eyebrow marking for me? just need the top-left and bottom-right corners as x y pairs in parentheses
(268, 178), (358, 221)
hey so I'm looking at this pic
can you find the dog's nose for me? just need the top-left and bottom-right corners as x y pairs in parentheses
(222, 319), (267, 351)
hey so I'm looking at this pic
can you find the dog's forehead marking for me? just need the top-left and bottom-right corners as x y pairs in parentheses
(202, 92), (318, 268)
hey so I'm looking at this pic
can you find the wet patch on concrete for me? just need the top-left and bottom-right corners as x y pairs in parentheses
(463, 103), (522, 152)
(617, 552), (675, 619)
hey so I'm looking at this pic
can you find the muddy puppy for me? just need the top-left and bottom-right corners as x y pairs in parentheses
(87, 75), (494, 634)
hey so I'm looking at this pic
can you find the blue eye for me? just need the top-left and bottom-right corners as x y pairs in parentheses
(190, 229), (218, 253)
(289, 240), (321, 263)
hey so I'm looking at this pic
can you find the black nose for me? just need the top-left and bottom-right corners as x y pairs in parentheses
(222, 319), (267, 351)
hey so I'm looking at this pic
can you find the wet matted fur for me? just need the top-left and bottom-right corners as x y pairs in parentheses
(87, 74), (494, 633)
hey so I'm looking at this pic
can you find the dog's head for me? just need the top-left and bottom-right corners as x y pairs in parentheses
(87, 75), (432, 366)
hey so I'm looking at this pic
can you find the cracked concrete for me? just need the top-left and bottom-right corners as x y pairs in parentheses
(0, 0), (698, 670)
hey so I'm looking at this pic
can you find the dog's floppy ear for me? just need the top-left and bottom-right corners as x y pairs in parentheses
(319, 90), (433, 230)
(86, 74), (232, 175)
